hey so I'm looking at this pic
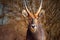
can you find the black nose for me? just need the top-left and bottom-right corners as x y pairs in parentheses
(32, 24), (35, 28)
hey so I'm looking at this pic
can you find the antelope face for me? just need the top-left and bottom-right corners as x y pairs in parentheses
(22, 9), (40, 33)
(22, 0), (45, 33)
(29, 18), (38, 33)
(22, 0), (46, 40)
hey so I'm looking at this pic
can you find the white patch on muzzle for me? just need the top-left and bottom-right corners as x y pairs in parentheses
(31, 24), (37, 33)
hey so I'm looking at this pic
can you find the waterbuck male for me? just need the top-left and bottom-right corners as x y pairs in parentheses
(23, 0), (46, 40)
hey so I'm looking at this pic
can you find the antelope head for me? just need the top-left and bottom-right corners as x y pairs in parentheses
(22, 0), (45, 32)
(22, 0), (46, 40)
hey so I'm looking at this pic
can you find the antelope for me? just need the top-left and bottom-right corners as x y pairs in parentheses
(22, 0), (46, 40)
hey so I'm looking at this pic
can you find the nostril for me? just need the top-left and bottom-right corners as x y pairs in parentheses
(32, 26), (35, 28)
(31, 24), (35, 28)
(31, 24), (37, 33)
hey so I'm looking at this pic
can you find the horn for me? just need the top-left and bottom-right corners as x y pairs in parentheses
(24, 0), (35, 19)
(35, 0), (43, 18)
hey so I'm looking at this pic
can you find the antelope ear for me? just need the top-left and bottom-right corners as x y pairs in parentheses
(38, 9), (46, 23)
(22, 9), (28, 17)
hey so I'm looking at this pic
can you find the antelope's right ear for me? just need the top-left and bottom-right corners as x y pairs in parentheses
(22, 9), (28, 17)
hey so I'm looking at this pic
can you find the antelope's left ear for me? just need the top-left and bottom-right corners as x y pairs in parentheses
(38, 9), (46, 23)
(22, 9), (28, 17)
(39, 9), (45, 17)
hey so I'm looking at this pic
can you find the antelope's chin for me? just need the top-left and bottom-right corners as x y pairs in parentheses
(30, 26), (37, 33)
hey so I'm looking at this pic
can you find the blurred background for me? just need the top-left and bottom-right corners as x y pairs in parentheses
(0, 0), (60, 40)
